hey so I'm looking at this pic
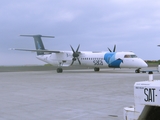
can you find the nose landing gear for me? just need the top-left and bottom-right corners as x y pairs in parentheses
(135, 68), (141, 73)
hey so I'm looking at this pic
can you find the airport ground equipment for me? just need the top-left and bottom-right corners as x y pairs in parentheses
(140, 65), (160, 73)
(123, 71), (160, 120)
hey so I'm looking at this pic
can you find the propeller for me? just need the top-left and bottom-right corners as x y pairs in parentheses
(70, 44), (81, 65)
(107, 45), (124, 64)
(108, 44), (116, 52)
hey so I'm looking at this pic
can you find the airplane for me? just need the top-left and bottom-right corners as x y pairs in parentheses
(11, 35), (148, 73)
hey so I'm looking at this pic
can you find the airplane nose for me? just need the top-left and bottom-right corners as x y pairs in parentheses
(140, 60), (148, 68)
(133, 58), (148, 68)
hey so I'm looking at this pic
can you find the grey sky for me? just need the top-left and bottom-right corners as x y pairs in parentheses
(1, 0), (160, 65)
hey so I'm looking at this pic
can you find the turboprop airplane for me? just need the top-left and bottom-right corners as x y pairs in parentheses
(12, 35), (148, 73)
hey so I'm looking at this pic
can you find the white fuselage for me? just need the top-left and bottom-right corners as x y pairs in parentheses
(36, 51), (148, 68)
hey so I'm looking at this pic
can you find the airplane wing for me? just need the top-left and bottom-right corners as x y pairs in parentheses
(10, 48), (61, 53)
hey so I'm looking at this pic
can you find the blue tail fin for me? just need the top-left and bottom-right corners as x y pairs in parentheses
(20, 35), (54, 55)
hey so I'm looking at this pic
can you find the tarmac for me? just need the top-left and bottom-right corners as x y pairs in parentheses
(0, 67), (160, 120)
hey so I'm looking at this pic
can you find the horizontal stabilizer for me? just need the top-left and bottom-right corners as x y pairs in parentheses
(20, 35), (55, 38)
(10, 48), (60, 53)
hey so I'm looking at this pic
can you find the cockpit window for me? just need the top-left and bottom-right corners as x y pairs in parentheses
(124, 54), (137, 58)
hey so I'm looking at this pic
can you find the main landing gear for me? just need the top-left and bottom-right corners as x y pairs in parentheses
(135, 68), (141, 73)
(57, 68), (63, 73)
(94, 67), (100, 72)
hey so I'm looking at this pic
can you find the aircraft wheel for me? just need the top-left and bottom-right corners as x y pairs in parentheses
(57, 68), (63, 73)
(94, 67), (100, 72)
(135, 68), (140, 73)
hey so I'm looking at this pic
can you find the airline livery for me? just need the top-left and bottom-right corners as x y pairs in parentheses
(12, 35), (148, 73)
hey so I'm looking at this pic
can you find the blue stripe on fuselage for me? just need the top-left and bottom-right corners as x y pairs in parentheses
(104, 52), (115, 64)
(104, 52), (123, 68)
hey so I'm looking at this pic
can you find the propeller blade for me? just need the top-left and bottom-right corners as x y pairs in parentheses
(70, 45), (75, 53)
(113, 45), (116, 52)
(108, 48), (112, 52)
(76, 44), (80, 53)
(77, 58), (81, 65)
(70, 60), (74, 65)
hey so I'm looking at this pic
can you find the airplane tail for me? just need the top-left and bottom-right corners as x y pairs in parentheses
(20, 35), (54, 55)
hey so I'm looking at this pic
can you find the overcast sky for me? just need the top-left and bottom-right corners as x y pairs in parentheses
(1, 0), (160, 65)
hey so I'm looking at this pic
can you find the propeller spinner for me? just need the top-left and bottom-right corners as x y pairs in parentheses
(70, 44), (81, 65)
